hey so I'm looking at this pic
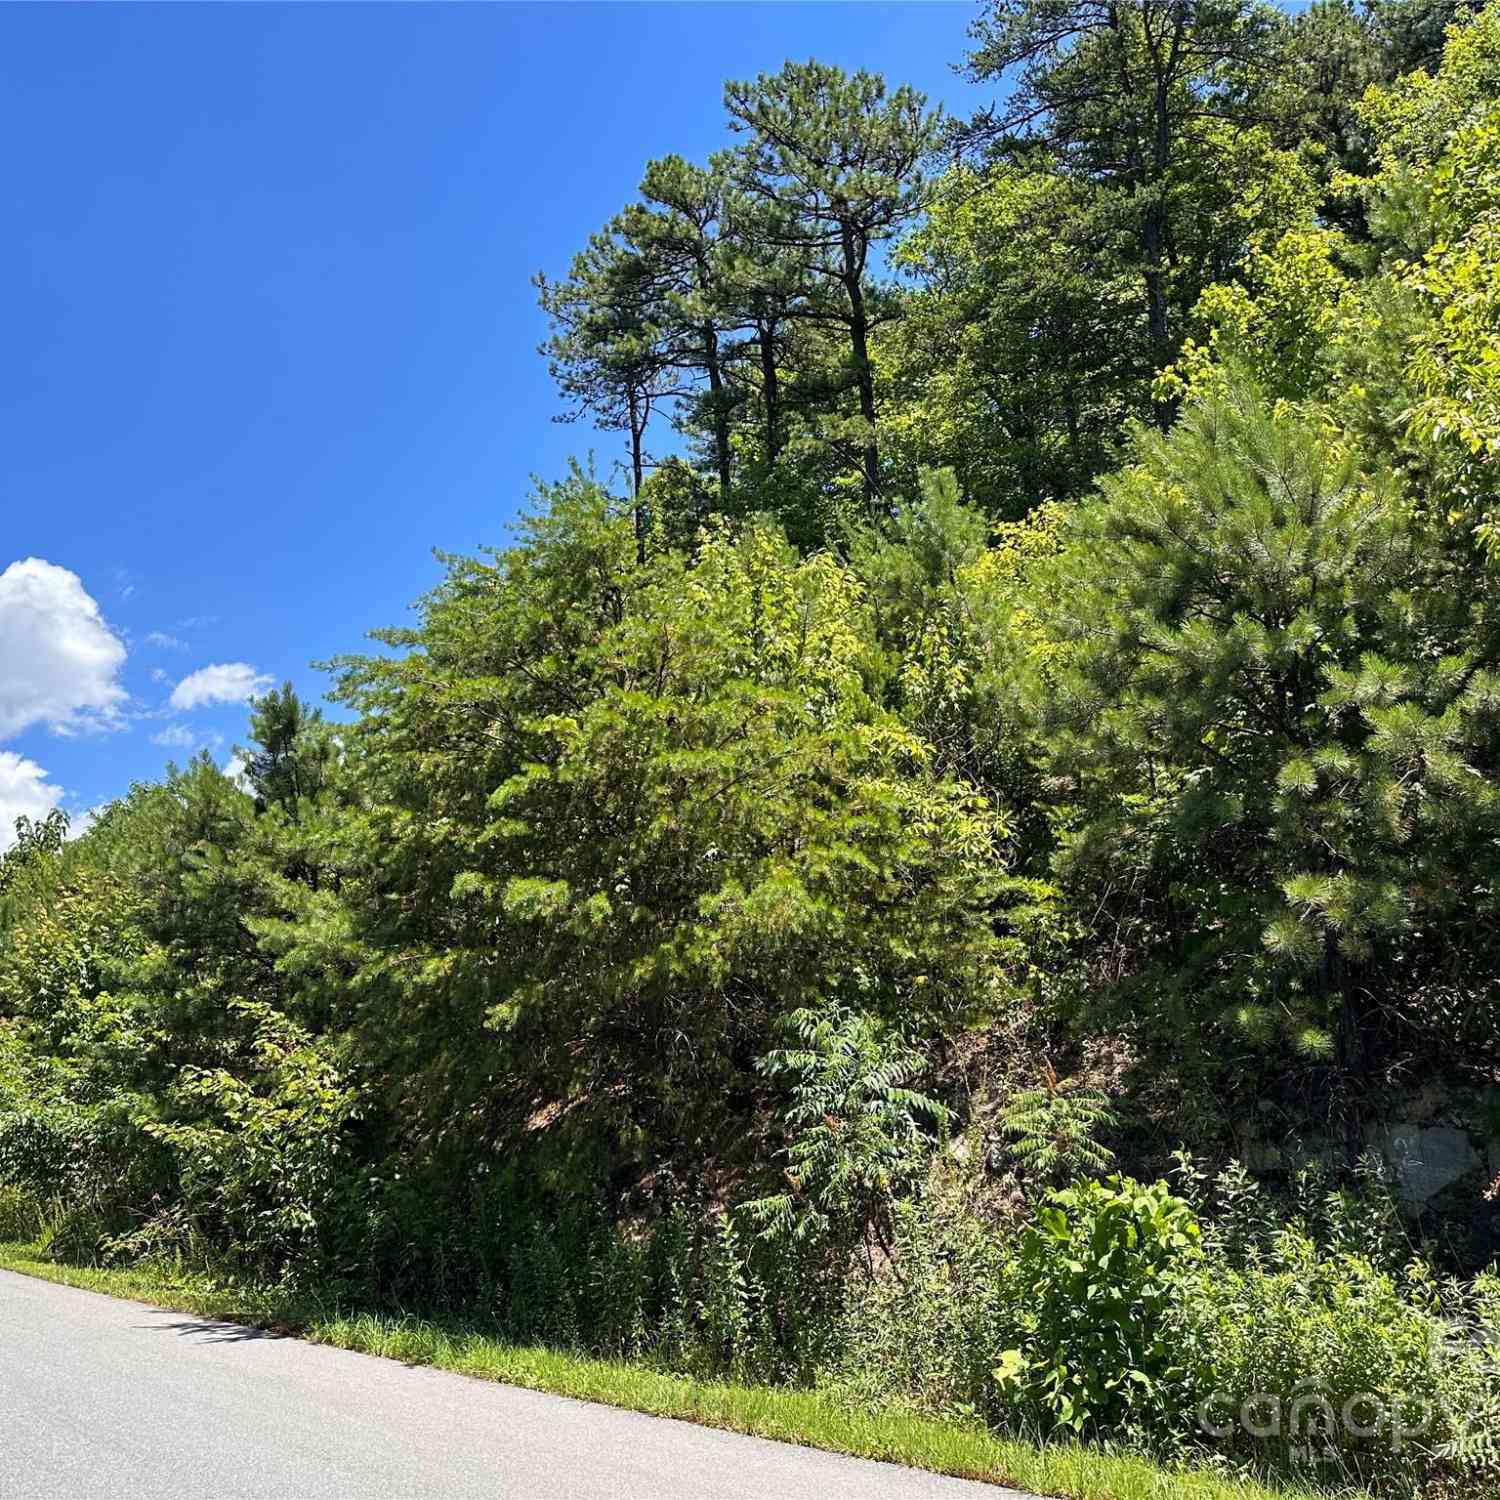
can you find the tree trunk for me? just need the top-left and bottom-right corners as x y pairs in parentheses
(1142, 207), (1170, 367)
(757, 316), (782, 464)
(702, 324), (733, 504)
(1328, 945), (1369, 1168)
(1145, 73), (1175, 430)
(628, 387), (646, 565)
(840, 224), (881, 514)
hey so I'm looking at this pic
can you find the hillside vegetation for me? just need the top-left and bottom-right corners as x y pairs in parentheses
(6, 3), (1500, 1494)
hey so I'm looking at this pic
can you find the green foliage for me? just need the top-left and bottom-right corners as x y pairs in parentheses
(996, 1072), (1118, 1187)
(241, 681), (337, 812)
(1169, 1235), (1464, 1484)
(831, 1165), (1500, 1491)
(878, 164), (1143, 515)
(0, 1184), (44, 1242)
(1021, 362), (1500, 1078)
(835, 1183), (1016, 1420)
(536, 227), (679, 524)
(1359, 1), (1500, 170)
(142, 1001), (363, 1279)
(332, 482), (1003, 1201)
(0, 808), (68, 903)
(744, 1005), (948, 1258)
(962, 0), (1303, 432)
(536, 60), (943, 536)
(1402, 99), (1500, 548)
(995, 1177), (1201, 1438)
(721, 60), (942, 510)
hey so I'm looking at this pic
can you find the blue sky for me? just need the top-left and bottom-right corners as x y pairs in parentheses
(1, 2), (987, 838)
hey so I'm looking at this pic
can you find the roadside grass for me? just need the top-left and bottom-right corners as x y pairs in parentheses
(0, 1239), (1351, 1500)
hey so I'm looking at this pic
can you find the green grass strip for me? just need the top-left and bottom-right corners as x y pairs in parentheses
(0, 1240), (1349, 1500)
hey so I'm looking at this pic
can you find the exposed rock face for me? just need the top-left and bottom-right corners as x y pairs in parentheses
(1235, 1117), (1492, 1207)
(1377, 1124), (1482, 1205)
(1230, 1095), (1500, 1265)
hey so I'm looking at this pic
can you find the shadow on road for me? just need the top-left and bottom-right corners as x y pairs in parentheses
(136, 1315), (280, 1344)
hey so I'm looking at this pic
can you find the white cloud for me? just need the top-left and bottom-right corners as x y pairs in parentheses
(151, 724), (224, 751)
(149, 667), (169, 683)
(144, 630), (187, 651)
(0, 559), (128, 738)
(222, 752), (252, 792)
(68, 805), (104, 839)
(169, 662), (273, 711)
(0, 750), (63, 850)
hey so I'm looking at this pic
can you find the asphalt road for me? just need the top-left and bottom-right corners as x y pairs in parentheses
(0, 1269), (1017, 1500)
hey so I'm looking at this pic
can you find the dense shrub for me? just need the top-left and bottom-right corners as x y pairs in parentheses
(141, 1002), (365, 1282)
(835, 1182), (1015, 1419)
(834, 1169), (1500, 1493)
(0, 1184), (43, 1242)
(1170, 1237), (1451, 1482)
(991, 1178), (1200, 1438)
